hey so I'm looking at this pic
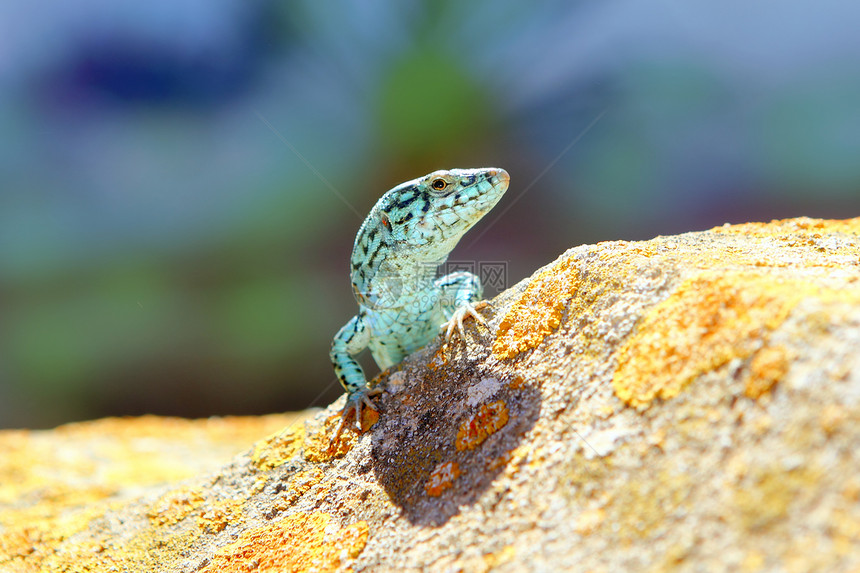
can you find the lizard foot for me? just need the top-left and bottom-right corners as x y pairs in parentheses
(442, 300), (490, 342)
(331, 386), (383, 444)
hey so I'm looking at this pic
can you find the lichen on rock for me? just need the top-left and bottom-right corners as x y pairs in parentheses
(2, 217), (860, 572)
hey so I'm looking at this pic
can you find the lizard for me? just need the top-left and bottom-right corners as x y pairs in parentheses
(330, 167), (510, 435)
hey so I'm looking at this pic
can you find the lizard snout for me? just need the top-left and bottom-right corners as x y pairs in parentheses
(487, 168), (510, 188)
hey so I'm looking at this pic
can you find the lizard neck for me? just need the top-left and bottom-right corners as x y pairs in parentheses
(351, 242), (448, 310)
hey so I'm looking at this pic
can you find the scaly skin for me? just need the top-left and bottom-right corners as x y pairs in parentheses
(330, 167), (510, 432)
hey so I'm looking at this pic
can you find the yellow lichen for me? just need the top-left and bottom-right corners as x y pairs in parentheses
(113, 528), (200, 573)
(0, 415), (298, 572)
(147, 488), (206, 527)
(0, 505), (106, 570)
(269, 468), (326, 515)
(198, 511), (368, 573)
(455, 401), (509, 451)
(303, 408), (378, 464)
(493, 257), (581, 360)
(497, 217), (860, 369)
(252, 426), (304, 471)
(33, 501), (214, 573)
(0, 415), (294, 519)
(425, 461), (461, 497)
(612, 272), (836, 407)
(712, 216), (860, 237)
(745, 345), (791, 399)
(198, 499), (245, 533)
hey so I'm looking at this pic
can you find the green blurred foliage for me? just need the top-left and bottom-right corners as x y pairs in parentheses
(378, 49), (493, 163)
(760, 79), (860, 193)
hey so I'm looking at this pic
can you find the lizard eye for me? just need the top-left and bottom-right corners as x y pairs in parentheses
(431, 179), (447, 191)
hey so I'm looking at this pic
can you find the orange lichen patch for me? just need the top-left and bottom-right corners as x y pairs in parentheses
(0, 527), (34, 563)
(431, 345), (450, 369)
(425, 461), (461, 497)
(0, 414), (297, 572)
(199, 511), (368, 573)
(612, 271), (837, 407)
(0, 482), (113, 530)
(0, 505), (106, 570)
(252, 426), (304, 471)
(304, 419), (352, 464)
(360, 406), (380, 432)
(713, 216), (860, 237)
(745, 345), (791, 399)
(147, 488), (206, 527)
(0, 414), (301, 529)
(303, 408), (377, 464)
(198, 498), (245, 533)
(269, 469), (326, 515)
(455, 401), (510, 451)
(493, 256), (581, 360)
(49, 414), (303, 446)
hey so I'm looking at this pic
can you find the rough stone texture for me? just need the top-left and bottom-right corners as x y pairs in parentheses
(2, 216), (860, 572)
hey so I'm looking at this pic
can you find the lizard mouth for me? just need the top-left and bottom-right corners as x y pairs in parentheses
(433, 214), (456, 238)
(486, 168), (510, 190)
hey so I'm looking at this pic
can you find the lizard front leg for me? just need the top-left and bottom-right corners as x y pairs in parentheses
(330, 314), (380, 434)
(436, 271), (488, 341)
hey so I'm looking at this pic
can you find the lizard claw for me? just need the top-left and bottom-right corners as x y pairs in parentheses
(331, 386), (383, 444)
(442, 300), (489, 342)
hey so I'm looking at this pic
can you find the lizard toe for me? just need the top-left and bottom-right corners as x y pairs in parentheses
(442, 300), (489, 342)
(331, 386), (382, 444)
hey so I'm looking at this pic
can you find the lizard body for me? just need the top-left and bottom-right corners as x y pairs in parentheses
(330, 167), (510, 428)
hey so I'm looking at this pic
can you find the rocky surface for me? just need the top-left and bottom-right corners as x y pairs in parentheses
(2, 216), (860, 572)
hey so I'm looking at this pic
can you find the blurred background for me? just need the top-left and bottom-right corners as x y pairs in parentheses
(1, 0), (858, 429)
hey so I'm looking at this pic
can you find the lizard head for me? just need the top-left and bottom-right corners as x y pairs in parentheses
(374, 167), (510, 262)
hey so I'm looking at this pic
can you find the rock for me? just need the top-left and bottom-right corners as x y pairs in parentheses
(2, 216), (860, 572)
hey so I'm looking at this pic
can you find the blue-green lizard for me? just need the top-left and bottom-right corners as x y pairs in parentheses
(330, 167), (510, 432)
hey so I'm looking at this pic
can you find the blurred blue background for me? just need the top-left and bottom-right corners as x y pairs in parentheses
(2, 0), (858, 428)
